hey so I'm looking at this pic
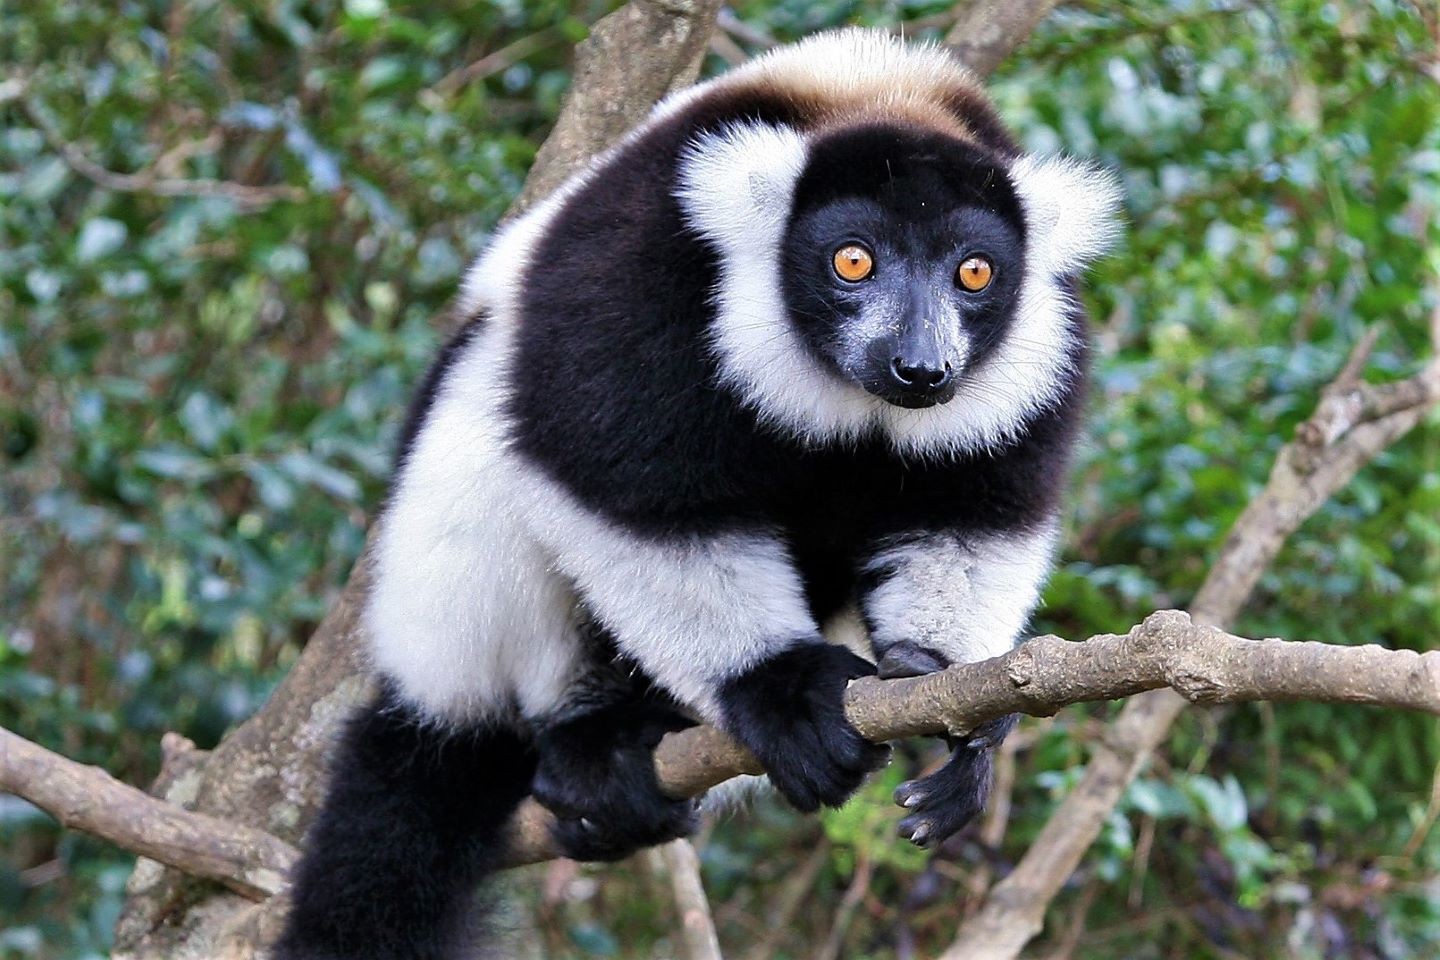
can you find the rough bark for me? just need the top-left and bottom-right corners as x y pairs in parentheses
(944, 0), (1063, 77)
(510, 0), (723, 215)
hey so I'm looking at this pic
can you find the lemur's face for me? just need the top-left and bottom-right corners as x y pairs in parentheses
(780, 127), (1026, 409)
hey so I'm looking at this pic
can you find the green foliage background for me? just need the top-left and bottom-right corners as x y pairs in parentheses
(1, 1), (1436, 957)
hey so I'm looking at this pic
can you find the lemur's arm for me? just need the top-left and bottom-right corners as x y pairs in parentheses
(857, 521), (1058, 847)
(535, 512), (886, 812)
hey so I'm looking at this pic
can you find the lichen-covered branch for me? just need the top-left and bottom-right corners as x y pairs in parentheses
(0, 727), (297, 900)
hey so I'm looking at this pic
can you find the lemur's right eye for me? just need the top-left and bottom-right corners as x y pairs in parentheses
(832, 244), (874, 282)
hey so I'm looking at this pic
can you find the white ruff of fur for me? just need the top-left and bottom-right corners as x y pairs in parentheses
(676, 119), (1120, 456)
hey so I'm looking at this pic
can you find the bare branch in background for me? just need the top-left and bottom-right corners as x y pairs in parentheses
(715, 9), (778, 51)
(15, 87), (305, 209)
(658, 839), (723, 960)
(426, 28), (571, 98)
(943, 327), (1440, 959)
(0, 727), (297, 901)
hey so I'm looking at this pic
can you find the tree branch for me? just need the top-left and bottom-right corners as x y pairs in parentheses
(111, 5), (733, 952)
(0, 727), (297, 901)
(492, 610), (1440, 868)
(944, 0), (1063, 76)
(10, 611), (1440, 902)
(657, 838), (723, 960)
(509, 0), (726, 215)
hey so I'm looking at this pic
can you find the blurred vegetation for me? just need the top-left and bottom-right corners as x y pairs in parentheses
(1, 1), (1437, 958)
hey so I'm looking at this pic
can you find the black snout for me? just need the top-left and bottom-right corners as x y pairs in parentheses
(877, 341), (958, 408)
(889, 356), (953, 391)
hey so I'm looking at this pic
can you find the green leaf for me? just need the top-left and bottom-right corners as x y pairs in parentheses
(74, 218), (128, 262)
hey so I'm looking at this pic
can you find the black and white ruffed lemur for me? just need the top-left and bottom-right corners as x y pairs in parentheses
(277, 28), (1120, 960)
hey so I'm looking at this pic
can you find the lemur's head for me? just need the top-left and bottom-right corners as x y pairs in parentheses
(675, 29), (1122, 453)
(780, 124), (1027, 410)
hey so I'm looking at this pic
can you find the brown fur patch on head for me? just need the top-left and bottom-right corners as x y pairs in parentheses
(706, 29), (1014, 154)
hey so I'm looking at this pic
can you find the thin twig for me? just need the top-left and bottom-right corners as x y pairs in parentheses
(1400, 758), (1440, 861)
(659, 839), (723, 960)
(715, 9), (778, 50)
(743, 837), (831, 960)
(18, 93), (304, 209)
(1042, 877), (1100, 960)
(427, 28), (569, 98)
(709, 31), (749, 66)
(1128, 814), (1156, 909)
(813, 853), (872, 960)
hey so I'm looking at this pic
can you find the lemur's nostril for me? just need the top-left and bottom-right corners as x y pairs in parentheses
(892, 357), (950, 391)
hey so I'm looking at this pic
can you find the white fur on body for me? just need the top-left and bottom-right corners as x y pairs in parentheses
(372, 29), (1119, 726)
(373, 193), (820, 724)
(862, 526), (1060, 666)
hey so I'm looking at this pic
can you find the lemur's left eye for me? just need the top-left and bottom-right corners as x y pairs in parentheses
(956, 256), (994, 292)
(832, 244), (874, 282)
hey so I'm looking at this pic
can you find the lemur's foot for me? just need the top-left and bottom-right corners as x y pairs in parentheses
(893, 714), (1018, 848)
(874, 641), (1016, 848)
(533, 701), (699, 862)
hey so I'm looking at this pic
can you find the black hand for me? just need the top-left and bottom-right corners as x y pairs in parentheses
(718, 643), (890, 812)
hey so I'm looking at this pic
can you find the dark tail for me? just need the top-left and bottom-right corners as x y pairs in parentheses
(276, 684), (536, 960)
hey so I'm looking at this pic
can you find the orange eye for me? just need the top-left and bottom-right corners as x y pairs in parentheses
(956, 255), (994, 292)
(832, 244), (874, 282)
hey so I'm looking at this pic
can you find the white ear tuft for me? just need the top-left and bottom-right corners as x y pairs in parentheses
(1009, 155), (1123, 277)
(675, 123), (808, 251)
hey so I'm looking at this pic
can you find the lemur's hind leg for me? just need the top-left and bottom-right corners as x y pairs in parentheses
(878, 641), (1018, 849)
(276, 681), (536, 960)
(531, 690), (700, 862)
